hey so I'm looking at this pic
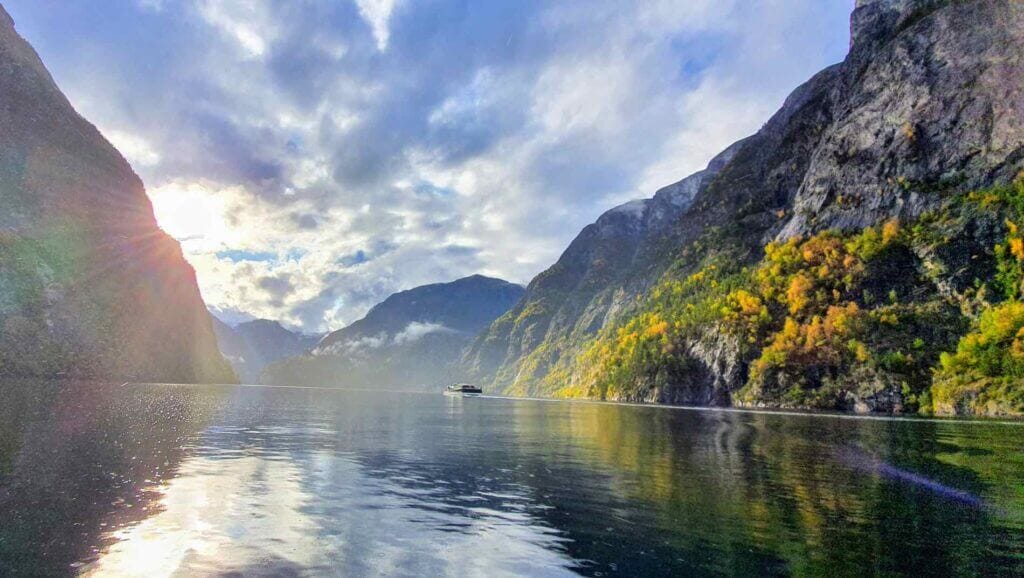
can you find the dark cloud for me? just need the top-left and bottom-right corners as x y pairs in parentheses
(258, 274), (296, 307)
(339, 250), (369, 267)
(291, 213), (319, 230)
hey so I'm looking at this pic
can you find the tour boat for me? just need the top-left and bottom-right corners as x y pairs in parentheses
(445, 383), (483, 396)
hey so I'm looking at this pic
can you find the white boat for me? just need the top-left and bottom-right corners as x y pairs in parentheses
(444, 383), (483, 396)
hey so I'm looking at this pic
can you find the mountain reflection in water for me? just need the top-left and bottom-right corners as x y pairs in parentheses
(0, 382), (1021, 576)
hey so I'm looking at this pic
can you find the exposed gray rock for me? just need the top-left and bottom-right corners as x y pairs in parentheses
(779, 0), (1024, 239)
(612, 326), (743, 406)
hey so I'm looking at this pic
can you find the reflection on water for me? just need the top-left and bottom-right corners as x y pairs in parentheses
(0, 382), (1022, 576)
(86, 455), (321, 575)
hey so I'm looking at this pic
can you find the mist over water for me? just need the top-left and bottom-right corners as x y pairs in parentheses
(1, 382), (1022, 576)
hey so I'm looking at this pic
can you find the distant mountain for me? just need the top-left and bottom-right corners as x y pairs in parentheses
(263, 275), (524, 389)
(0, 4), (233, 382)
(212, 318), (321, 384)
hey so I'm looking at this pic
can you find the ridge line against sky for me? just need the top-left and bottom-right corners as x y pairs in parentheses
(4, 0), (851, 332)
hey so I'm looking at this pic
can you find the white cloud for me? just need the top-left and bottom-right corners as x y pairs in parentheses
(354, 0), (400, 51)
(392, 322), (455, 345)
(531, 56), (637, 137)
(104, 129), (162, 168)
(147, 174), (484, 332)
(316, 333), (389, 356)
(197, 0), (277, 59)
(314, 321), (454, 356)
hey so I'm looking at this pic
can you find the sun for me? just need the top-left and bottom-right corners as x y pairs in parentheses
(149, 182), (231, 253)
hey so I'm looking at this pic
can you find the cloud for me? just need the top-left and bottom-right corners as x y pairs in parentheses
(354, 0), (400, 51)
(313, 321), (455, 359)
(10, 0), (852, 332)
(196, 0), (278, 59)
(104, 129), (162, 167)
(257, 274), (296, 307)
(392, 322), (455, 345)
(315, 333), (389, 356)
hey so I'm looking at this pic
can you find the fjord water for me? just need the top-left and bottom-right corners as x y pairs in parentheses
(0, 382), (1022, 576)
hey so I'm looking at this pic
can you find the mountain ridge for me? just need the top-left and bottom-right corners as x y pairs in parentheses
(459, 141), (747, 394)
(212, 318), (320, 383)
(263, 275), (524, 389)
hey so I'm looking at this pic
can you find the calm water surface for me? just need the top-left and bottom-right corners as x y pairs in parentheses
(0, 381), (1022, 576)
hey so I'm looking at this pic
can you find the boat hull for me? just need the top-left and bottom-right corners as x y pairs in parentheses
(444, 390), (482, 397)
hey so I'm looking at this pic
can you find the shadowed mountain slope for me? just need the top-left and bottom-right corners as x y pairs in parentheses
(0, 4), (234, 382)
(213, 318), (320, 383)
(264, 275), (523, 389)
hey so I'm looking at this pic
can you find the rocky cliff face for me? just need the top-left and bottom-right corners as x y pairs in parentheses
(212, 318), (320, 383)
(0, 4), (234, 383)
(460, 142), (745, 396)
(463, 0), (1024, 413)
(777, 0), (1024, 239)
(263, 275), (524, 389)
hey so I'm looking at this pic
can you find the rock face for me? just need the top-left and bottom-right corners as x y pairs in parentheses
(212, 318), (320, 384)
(0, 5), (234, 382)
(460, 142), (745, 396)
(463, 0), (1024, 403)
(263, 275), (524, 389)
(777, 0), (1024, 239)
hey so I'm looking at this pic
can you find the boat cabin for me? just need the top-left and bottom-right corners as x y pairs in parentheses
(446, 383), (483, 394)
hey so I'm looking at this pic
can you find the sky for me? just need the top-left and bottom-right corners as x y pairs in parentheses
(5, 0), (852, 333)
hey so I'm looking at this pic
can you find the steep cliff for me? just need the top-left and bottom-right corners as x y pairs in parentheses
(464, 0), (1024, 415)
(264, 275), (524, 389)
(0, 5), (234, 383)
(461, 141), (746, 396)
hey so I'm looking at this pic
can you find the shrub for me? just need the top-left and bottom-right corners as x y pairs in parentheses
(931, 301), (1024, 415)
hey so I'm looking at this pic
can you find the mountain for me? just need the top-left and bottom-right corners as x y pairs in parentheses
(263, 275), (524, 389)
(212, 318), (320, 383)
(461, 140), (746, 395)
(0, 5), (234, 382)
(462, 0), (1024, 416)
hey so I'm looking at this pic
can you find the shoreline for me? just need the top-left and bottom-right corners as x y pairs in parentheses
(122, 382), (1024, 426)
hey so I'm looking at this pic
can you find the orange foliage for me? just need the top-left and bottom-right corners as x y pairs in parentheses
(786, 274), (814, 315)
